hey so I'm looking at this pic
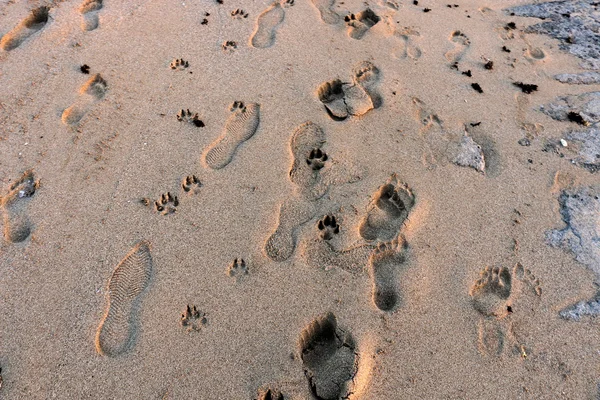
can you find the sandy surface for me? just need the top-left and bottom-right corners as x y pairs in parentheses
(1, 0), (600, 398)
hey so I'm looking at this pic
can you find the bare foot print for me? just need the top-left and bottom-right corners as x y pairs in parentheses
(250, 2), (285, 48)
(358, 174), (414, 241)
(470, 266), (512, 318)
(310, 0), (340, 24)
(62, 74), (108, 126)
(393, 27), (422, 60)
(444, 30), (471, 64)
(299, 313), (358, 400)
(1, 7), (49, 51)
(368, 236), (408, 311)
(79, 0), (103, 31)
(264, 196), (316, 262)
(202, 101), (260, 169)
(352, 60), (382, 109)
(1, 171), (38, 243)
(345, 8), (380, 40)
(318, 80), (348, 120)
(95, 241), (153, 356)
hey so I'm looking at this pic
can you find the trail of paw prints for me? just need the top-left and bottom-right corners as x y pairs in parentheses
(227, 258), (248, 282)
(62, 74), (108, 126)
(0, 7), (49, 51)
(1, 171), (39, 244)
(250, 1), (286, 49)
(180, 305), (207, 333)
(317, 61), (381, 120)
(358, 174), (414, 242)
(368, 236), (408, 311)
(79, 0), (103, 31)
(95, 241), (152, 356)
(469, 263), (541, 357)
(345, 8), (380, 40)
(310, 0), (340, 24)
(202, 101), (260, 169)
(299, 313), (358, 400)
(141, 175), (202, 215)
(444, 30), (471, 65)
(393, 27), (422, 60)
(299, 214), (375, 273)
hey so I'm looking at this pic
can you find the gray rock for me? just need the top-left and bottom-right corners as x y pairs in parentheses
(546, 186), (600, 277)
(507, 1), (600, 65)
(540, 91), (600, 125)
(559, 294), (600, 320)
(565, 127), (600, 172)
(453, 135), (485, 173)
(555, 71), (600, 84)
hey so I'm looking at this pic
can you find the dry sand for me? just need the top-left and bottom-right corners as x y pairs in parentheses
(1, 0), (600, 398)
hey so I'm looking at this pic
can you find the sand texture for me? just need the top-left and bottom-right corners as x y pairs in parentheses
(1, 0), (600, 398)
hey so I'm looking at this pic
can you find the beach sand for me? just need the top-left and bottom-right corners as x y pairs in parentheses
(1, 0), (600, 398)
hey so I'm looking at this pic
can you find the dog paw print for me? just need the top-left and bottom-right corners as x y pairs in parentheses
(231, 8), (248, 18)
(222, 40), (237, 52)
(228, 258), (248, 281)
(154, 192), (178, 215)
(283, 0), (294, 7)
(318, 215), (339, 240)
(306, 148), (328, 170)
(230, 100), (246, 112)
(177, 109), (205, 127)
(170, 58), (189, 70)
(180, 305), (207, 332)
(182, 175), (202, 194)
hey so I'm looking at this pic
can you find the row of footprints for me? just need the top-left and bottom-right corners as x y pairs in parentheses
(93, 240), (542, 400)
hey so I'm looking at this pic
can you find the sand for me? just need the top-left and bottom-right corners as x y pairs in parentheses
(1, 0), (600, 398)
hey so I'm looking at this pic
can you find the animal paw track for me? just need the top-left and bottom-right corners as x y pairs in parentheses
(177, 109), (205, 127)
(182, 175), (202, 194)
(231, 8), (249, 18)
(345, 8), (380, 40)
(170, 58), (189, 70)
(222, 40), (237, 52)
(180, 305), (207, 332)
(0, 6), (49, 51)
(317, 215), (339, 240)
(154, 192), (178, 215)
(282, 0), (295, 7)
(227, 258), (249, 281)
(306, 148), (328, 170)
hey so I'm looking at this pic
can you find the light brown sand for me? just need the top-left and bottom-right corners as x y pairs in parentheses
(0, 0), (599, 398)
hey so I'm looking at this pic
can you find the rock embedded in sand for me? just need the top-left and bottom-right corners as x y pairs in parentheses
(564, 127), (600, 173)
(453, 135), (485, 173)
(541, 91), (600, 126)
(555, 72), (600, 85)
(507, 1), (600, 66)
